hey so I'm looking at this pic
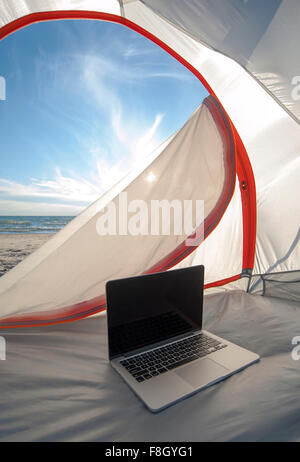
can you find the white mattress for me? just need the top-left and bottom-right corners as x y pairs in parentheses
(0, 290), (299, 442)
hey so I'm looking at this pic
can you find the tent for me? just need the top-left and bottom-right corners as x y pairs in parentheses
(1, 0), (299, 327)
(0, 0), (300, 442)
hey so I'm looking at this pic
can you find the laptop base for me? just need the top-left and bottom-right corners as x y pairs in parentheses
(111, 330), (259, 412)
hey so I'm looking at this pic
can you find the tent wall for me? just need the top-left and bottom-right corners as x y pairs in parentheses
(172, 179), (243, 286)
(124, 0), (300, 278)
(139, 0), (300, 124)
(0, 0), (120, 27)
(249, 270), (300, 302)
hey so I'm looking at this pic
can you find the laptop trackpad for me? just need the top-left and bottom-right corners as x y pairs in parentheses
(175, 358), (230, 388)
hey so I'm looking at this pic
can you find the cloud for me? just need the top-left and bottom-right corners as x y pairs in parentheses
(75, 52), (194, 89)
(122, 45), (156, 59)
(0, 107), (164, 214)
(77, 54), (165, 186)
(0, 175), (100, 205)
(134, 113), (165, 159)
(0, 199), (84, 216)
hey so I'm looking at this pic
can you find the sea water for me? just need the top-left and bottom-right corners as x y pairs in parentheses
(0, 216), (74, 234)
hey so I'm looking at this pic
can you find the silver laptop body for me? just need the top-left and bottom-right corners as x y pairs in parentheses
(106, 265), (259, 412)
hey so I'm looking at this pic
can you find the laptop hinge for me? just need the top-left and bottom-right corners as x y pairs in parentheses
(114, 328), (202, 360)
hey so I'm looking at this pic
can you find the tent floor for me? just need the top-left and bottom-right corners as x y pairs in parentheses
(0, 290), (299, 442)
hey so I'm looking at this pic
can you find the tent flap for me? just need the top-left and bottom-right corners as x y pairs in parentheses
(0, 96), (239, 327)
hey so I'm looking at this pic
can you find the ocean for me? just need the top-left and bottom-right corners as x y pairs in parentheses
(0, 216), (75, 234)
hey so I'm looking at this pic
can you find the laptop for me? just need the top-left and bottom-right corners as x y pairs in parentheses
(106, 265), (259, 412)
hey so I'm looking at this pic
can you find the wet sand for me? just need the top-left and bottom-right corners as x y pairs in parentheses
(0, 234), (52, 277)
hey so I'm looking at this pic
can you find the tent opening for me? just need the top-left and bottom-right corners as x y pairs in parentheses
(0, 12), (256, 328)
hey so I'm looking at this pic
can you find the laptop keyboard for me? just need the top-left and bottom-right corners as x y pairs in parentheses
(109, 311), (192, 358)
(120, 333), (227, 382)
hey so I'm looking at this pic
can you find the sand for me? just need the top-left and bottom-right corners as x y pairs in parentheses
(0, 233), (52, 277)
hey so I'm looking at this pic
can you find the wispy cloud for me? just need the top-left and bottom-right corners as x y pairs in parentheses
(0, 107), (164, 213)
(0, 199), (84, 216)
(134, 113), (165, 159)
(0, 175), (99, 204)
(67, 52), (194, 87)
(76, 53), (165, 185)
(122, 44), (157, 59)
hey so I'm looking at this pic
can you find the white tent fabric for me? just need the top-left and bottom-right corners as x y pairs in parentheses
(172, 182), (243, 286)
(139, 0), (300, 124)
(0, 0), (120, 27)
(0, 0), (299, 327)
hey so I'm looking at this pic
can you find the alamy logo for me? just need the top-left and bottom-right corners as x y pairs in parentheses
(291, 76), (300, 101)
(96, 192), (204, 246)
(0, 336), (6, 360)
(291, 336), (300, 360)
(0, 76), (6, 100)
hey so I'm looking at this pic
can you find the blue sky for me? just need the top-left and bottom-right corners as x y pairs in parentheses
(0, 19), (208, 216)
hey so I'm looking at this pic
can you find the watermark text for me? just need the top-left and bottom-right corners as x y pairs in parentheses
(96, 192), (204, 246)
(0, 75), (6, 100)
(0, 336), (6, 360)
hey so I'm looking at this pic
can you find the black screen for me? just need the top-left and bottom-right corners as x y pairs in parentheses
(106, 265), (204, 358)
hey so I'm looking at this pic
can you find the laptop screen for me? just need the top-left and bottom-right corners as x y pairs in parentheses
(106, 265), (204, 359)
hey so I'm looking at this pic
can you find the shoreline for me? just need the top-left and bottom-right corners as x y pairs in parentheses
(0, 233), (53, 277)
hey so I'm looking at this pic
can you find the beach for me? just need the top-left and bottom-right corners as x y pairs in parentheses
(0, 233), (52, 277)
(0, 216), (74, 277)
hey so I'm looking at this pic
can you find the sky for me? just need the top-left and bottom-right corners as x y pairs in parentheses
(0, 19), (208, 216)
